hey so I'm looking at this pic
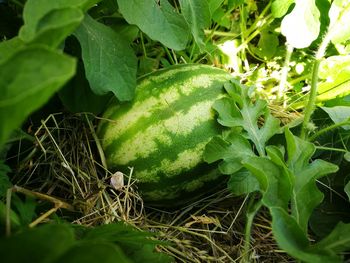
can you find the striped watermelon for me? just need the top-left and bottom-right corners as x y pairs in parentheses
(98, 64), (232, 206)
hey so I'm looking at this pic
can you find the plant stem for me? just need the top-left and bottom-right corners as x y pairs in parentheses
(309, 120), (350, 141)
(242, 195), (262, 263)
(277, 44), (294, 105)
(140, 32), (147, 58)
(300, 32), (332, 140)
(6, 188), (12, 236)
(315, 146), (348, 153)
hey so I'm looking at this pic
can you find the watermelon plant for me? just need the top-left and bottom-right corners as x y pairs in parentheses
(1, 0), (350, 262)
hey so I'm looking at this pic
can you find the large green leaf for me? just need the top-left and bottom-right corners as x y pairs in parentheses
(178, 0), (211, 50)
(54, 242), (132, 263)
(329, 0), (350, 44)
(0, 46), (76, 148)
(18, 0), (99, 47)
(270, 208), (342, 263)
(0, 37), (24, 63)
(74, 15), (137, 101)
(243, 156), (291, 209)
(285, 129), (339, 232)
(117, 0), (190, 50)
(321, 106), (350, 130)
(281, 0), (320, 48)
(82, 223), (173, 263)
(317, 55), (350, 102)
(0, 224), (76, 263)
(313, 221), (350, 253)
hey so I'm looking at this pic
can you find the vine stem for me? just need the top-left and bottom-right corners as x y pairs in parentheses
(242, 195), (262, 263)
(277, 44), (294, 105)
(300, 32), (332, 140)
(309, 119), (350, 141)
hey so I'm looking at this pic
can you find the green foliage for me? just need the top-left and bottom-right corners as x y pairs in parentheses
(328, 0), (350, 44)
(178, 0), (211, 50)
(321, 106), (350, 130)
(0, 47), (76, 147)
(281, 0), (320, 48)
(73, 14), (137, 101)
(0, 222), (172, 263)
(204, 79), (350, 261)
(117, 0), (190, 50)
(271, 0), (294, 18)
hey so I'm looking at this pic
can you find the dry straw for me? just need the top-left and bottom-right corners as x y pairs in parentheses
(10, 112), (293, 262)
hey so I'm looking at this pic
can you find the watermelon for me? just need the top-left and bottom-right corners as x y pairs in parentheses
(98, 64), (232, 206)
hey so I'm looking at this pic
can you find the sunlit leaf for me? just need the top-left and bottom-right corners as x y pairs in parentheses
(329, 0), (350, 44)
(281, 0), (320, 48)
(271, 0), (294, 18)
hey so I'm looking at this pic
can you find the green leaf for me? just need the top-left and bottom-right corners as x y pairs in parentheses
(83, 222), (156, 244)
(0, 224), (76, 263)
(281, 0), (320, 48)
(18, 0), (99, 47)
(317, 55), (350, 101)
(243, 156), (291, 209)
(117, 0), (190, 50)
(0, 201), (21, 229)
(204, 132), (255, 174)
(313, 221), (350, 254)
(251, 30), (279, 60)
(285, 129), (339, 232)
(208, 0), (225, 16)
(329, 0), (350, 44)
(270, 207), (341, 263)
(0, 37), (24, 63)
(82, 223), (173, 263)
(227, 169), (260, 195)
(0, 46), (76, 148)
(271, 0), (294, 18)
(321, 106), (350, 130)
(54, 242), (132, 263)
(213, 80), (281, 156)
(12, 195), (37, 225)
(74, 15), (137, 101)
(178, 0), (211, 50)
